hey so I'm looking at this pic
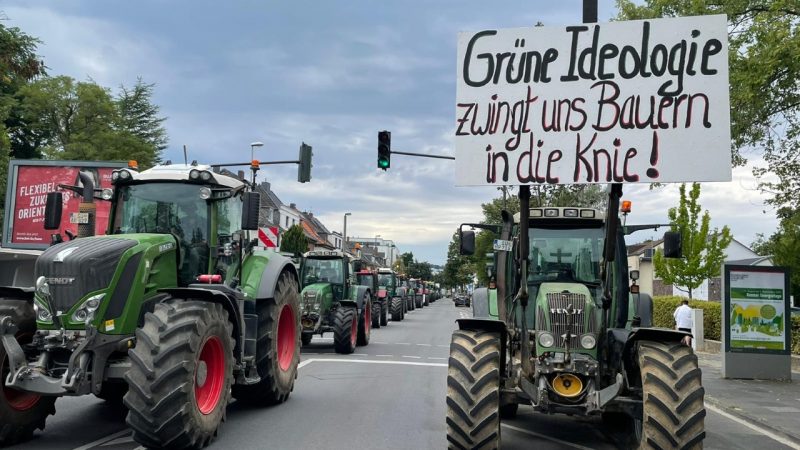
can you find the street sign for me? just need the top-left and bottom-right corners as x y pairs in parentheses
(493, 239), (513, 252)
(455, 15), (731, 186)
(258, 226), (279, 248)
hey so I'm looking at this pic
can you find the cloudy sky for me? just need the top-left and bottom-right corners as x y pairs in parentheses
(3, 1), (780, 264)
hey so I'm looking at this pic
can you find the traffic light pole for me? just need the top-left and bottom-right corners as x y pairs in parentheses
(391, 151), (455, 160)
(211, 160), (300, 167)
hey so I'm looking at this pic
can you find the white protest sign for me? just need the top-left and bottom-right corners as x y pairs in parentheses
(455, 15), (731, 186)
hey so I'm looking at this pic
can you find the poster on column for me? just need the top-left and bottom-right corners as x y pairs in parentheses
(455, 14), (731, 186)
(2, 160), (126, 249)
(725, 266), (790, 354)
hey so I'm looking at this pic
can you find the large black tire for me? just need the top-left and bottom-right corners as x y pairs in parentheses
(390, 297), (403, 322)
(333, 307), (357, 354)
(371, 299), (381, 329)
(357, 298), (372, 346)
(423, 295), (429, 307)
(301, 333), (313, 346)
(380, 301), (388, 326)
(415, 296), (423, 309)
(233, 272), (301, 405)
(446, 330), (501, 450)
(125, 299), (234, 449)
(634, 340), (705, 449)
(0, 300), (56, 446)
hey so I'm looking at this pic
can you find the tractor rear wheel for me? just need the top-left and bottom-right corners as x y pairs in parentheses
(0, 300), (56, 446)
(233, 272), (301, 406)
(357, 297), (371, 346)
(371, 299), (381, 329)
(634, 340), (705, 450)
(380, 301), (388, 326)
(391, 297), (403, 322)
(125, 299), (234, 449)
(446, 329), (501, 450)
(333, 307), (357, 354)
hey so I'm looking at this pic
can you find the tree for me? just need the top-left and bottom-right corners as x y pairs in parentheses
(117, 78), (168, 157)
(616, 0), (800, 211)
(280, 224), (308, 256)
(407, 260), (433, 280)
(400, 252), (414, 269)
(443, 230), (474, 289)
(751, 210), (800, 300)
(392, 257), (407, 276)
(653, 183), (732, 299)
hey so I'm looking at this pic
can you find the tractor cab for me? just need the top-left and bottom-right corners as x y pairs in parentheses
(300, 250), (350, 301)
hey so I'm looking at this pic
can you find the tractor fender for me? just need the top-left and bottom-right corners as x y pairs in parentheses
(470, 288), (491, 319)
(338, 300), (358, 309)
(255, 254), (299, 300)
(0, 286), (34, 302)
(608, 327), (692, 389)
(456, 318), (508, 375)
(159, 287), (245, 363)
(351, 285), (370, 311)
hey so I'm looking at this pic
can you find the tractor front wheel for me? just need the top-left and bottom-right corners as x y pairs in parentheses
(380, 301), (388, 326)
(371, 299), (381, 329)
(391, 297), (403, 322)
(446, 329), (501, 450)
(233, 271), (301, 406)
(125, 299), (234, 449)
(333, 307), (358, 354)
(0, 300), (56, 446)
(357, 297), (372, 346)
(633, 340), (705, 449)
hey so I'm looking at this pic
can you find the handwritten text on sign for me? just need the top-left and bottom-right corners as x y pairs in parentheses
(455, 15), (731, 186)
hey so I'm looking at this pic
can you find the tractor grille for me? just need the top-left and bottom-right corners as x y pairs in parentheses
(546, 292), (590, 349)
(35, 238), (137, 313)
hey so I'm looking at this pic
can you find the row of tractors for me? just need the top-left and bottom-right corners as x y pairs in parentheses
(298, 251), (440, 354)
(0, 161), (437, 449)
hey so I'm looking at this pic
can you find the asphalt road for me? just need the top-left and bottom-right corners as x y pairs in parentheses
(9, 299), (798, 450)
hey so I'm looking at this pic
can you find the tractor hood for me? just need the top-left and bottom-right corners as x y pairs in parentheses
(300, 282), (334, 317)
(534, 282), (600, 356)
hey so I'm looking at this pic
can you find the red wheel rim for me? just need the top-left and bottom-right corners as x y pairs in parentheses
(195, 335), (225, 415)
(277, 304), (296, 371)
(364, 302), (371, 338)
(3, 356), (39, 411)
(350, 313), (357, 347)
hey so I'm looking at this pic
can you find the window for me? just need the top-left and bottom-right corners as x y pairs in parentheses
(286, 217), (289, 227)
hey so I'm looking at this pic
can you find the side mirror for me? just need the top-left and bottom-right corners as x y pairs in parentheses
(629, 269), (640, 281)
(460, 230), (475, 256)
(44, 192), (63, 230)
(241, 192), (260, 230)
(663, 231), (682, 258)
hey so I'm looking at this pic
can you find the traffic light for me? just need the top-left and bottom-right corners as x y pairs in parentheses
(378, 130), (391, 170)
(298, 142), (313, 183)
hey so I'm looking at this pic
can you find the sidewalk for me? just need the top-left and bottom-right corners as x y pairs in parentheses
(697, 351), (800, 446)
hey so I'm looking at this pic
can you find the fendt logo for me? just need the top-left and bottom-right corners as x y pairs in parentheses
(46, 277), (75, 285)
(550, 308), (582, 315)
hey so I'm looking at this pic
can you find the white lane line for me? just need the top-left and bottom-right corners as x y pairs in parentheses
(303, 358), (447, 368)
(706, 403), (800, 449)
(428, 357), (447, 361)
(72, 429), (131, 450)
(298, 359), (314, 369)
(372, 341), (387, 344)
(402, 356), (422, 359)
(396, 342), (411, 345)
(352, 353), (368, 356)
(375, 354), (394, 357)
(501, 424), (594, 450)
(416, 344), (432, 347)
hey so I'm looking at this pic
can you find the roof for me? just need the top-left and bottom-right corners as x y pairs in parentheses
(255, 181), (284, 209)
(126, 164), (243, 188)
(627, 239), (663, 256)
(300, 220), (330, 248)
(726, 256), (774, 266)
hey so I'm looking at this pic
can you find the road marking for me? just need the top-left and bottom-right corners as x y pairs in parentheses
(402, 356), (422, 359)
(501, 424), (594, 450)
(705, 403), (800, 449)
(416, 343), (432, 347)
(72, 429), (130, 450)
(428, 357), (447, 361)
(396, 342), (411, 345)
(375, 354), (393, 357)
(372, 341), (387, 344)
(302, 358), (447, 368)
(352, 353), (368, 356)
(298, 359), (314, 369)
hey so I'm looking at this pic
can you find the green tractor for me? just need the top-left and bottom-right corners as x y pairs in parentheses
(356, 269), (386, 328)
(398, 276), (415, 313)
(410, 278), (426, 308)
(447, 185), (705, 449)
(0, 163), (302, 448)
(298, 250), (372, 353)
(378, 268), (405, 322)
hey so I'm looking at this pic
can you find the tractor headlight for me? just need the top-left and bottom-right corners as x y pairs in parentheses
(72, 293), (105, 324)
(580, 334), (597, 349)
(101, 188), (113, 200)
(199, 187), (212, 200)
(189, 169), (201, 180)
(538, 332), (555, 348)
(35, 276), (50, 296)
(33, 300), (53, 323)
(118, 169), (132, 180)
(200, 171), (212, 181)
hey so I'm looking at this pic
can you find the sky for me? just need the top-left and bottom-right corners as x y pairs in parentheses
(2, 0), (781, 265)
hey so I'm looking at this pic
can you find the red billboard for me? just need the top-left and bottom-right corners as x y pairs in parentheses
(3, 160), (125, 249)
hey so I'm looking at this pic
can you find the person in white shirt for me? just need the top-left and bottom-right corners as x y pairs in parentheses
(673, 299), (693, 346)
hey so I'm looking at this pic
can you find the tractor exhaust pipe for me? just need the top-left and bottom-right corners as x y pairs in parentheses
(517, 186), (535, 378)
(76, 171), (96, 238)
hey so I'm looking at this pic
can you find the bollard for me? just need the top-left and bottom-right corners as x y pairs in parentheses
(691, 308), (704, 352)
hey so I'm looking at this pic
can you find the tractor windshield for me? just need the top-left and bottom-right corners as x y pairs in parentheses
(378, 274), (393, 287)
(357, 274), (374, 289)
(302, 258), (344, 287)
(528, 226), (603, 285)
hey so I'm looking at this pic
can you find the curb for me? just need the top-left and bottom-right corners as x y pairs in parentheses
(704, 395), (800, 447)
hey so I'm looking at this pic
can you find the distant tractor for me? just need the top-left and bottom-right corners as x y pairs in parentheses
(0, 162), (303, 448)
(447, 188), (705, 449)
(356, 269), (384, 328)
(410, 279), (426, 308)
(298, 250), (372, 353)
(377, 268), (403, 323)
(401, 277), (416, 312)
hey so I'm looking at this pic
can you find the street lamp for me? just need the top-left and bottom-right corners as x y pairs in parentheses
(250, 141), (264, 162)
(342, 213), (351, 250)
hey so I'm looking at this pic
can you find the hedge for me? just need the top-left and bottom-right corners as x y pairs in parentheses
(653, 296), (800, 355)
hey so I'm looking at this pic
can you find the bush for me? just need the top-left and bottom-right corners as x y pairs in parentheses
(655, 296), (800, 355)
(652, 296), (721, 341)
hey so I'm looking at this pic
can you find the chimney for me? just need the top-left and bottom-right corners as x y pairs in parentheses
(290, 203), (296, 209)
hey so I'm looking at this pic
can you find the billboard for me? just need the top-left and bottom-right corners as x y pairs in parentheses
(724, 265), (791, 355)
(2, 160), (126, 250)
(455, 15), (731, 186)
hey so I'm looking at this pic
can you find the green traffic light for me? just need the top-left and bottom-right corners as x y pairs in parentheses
(379, 159), (389, 168)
